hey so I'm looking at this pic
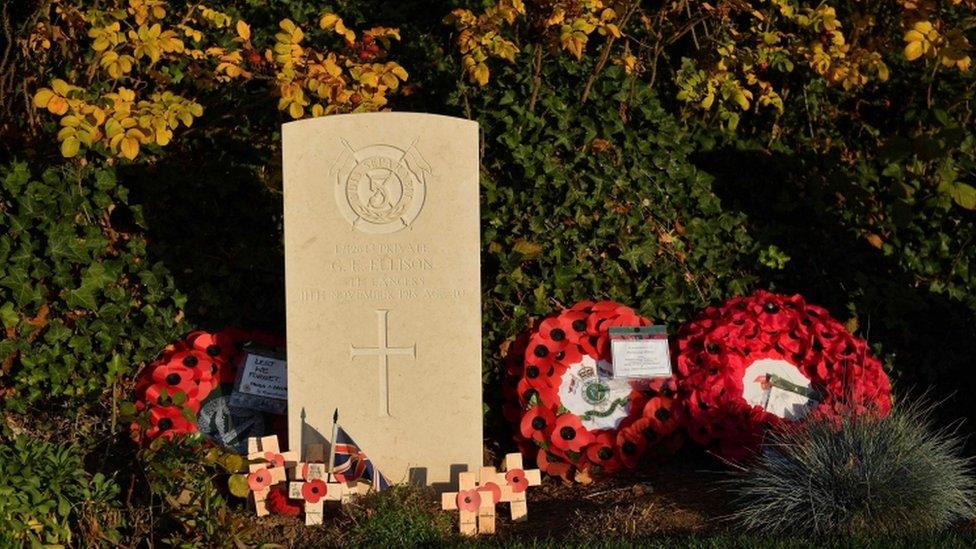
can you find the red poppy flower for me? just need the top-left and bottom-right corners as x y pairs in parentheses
(150, 361), (198, 399)
(456, 489), (481, 512)
(167, 350), (217, 383)
(517, 378), (557, 409)
(536, 450), (572, 481)
(524, 337), (559, 371)
(248, 468), (272, 491)
(265, 451), (286, 469)
(550, 414), (593, 454)
(188, 330), (236, 364)
(146, 405), (196, 439)
(616, 422), (647, 469)
(585, 432), (622, 474)
(520, 405), (556, 443)
(643, 397), (679, 435)
(478, 481), (502, 503)
(505, 468), (529, 492)
(302, 479), (328, 503)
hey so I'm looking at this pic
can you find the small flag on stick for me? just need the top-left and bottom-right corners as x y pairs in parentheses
(329, 416), (391, 491)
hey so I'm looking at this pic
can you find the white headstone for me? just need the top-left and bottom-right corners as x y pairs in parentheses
(283, 113), (482, 486)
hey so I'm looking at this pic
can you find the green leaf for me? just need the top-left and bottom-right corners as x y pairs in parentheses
(0, 302), (18, 329)
(65, 263), (115, 310)
(118, 401), (137, 418)
(220, 453), (245, 473)
(228, 474), (250, 498)
(949, 182), (976, 210)
(513, 239), (543, 260)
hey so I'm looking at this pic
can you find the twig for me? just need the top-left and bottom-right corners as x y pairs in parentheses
(580, 1), (639, 104)
(582, 481), (653, 499)
(527, 45), (543, 115)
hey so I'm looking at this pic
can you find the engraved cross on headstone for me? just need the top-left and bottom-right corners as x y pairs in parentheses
(351, 309), (416, 416)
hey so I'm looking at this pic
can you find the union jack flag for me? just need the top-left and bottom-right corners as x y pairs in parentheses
(332, 426), (391, 491)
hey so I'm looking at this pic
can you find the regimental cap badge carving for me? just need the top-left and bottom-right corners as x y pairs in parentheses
(331, 138), (430, 234)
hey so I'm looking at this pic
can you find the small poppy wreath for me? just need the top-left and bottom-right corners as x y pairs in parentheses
(674, 290), (892, 461)
(503, 300), (683, 482)
(130, 328), (283, 443)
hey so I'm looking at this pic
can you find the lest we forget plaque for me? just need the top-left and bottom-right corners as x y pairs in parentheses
(283, 113), (482, 485)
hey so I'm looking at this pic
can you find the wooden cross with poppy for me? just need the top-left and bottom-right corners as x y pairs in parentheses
(495, 452), (541, 521)
(441, 471), (495, 536)
(288, 443), (355, 525)
(246, 435), (298, 517)
(473, 465), (516, 534)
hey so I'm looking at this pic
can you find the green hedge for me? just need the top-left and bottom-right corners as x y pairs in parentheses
(0, 162), (184, 413)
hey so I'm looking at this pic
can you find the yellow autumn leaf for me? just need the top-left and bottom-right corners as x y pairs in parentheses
(236, 20), (251, 41)
(60, 137), (81, 157)
(472, 62), (489, 86)
(733, 89), (753, 110)
(390, 64), (408, 80)
(561, 28), (586, 60)
(288, 101), (303, 119)
(155, 126), (173, 146)
(904, 40), (924, 61)
(546, 7), (565, 26)
(120, 136), (140, 160)
(47, 96), (69, 115)
(319, 13), (340, 30)
(335, 20), (355, 43)
(33, 88), (54, 108)
(701, 90), (715, 109)
(603, 23), (622, 38)
(323, 56), (343, 77)
(51, 79), (73, 96)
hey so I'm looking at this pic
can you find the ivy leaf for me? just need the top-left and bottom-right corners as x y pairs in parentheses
(949, 182), (976, 210)
(0, 302), (19, 329)
(66, 263), (114, 310)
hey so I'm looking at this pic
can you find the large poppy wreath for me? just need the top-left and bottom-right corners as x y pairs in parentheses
(674, 290), (892, 461)
(503, 300), (683, 482)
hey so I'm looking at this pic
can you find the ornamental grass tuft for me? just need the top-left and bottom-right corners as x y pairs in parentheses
(729, 400), (976, 538)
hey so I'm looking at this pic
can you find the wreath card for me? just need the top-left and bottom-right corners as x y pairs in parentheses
(229, 346), (287, 415)
(609, 326), (671, 379)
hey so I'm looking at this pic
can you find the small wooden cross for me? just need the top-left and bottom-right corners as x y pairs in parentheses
(495, 452), (541, 521)
(288, 443), (355, 525)
(441, 471), (488, 536)
(246, 435), (298, 517)
(473, 465), (514, 534)
(441, 467), (514, 536)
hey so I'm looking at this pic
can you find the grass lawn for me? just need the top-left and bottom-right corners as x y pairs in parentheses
(236, 448), (976, 547)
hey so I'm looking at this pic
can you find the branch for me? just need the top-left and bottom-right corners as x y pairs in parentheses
(580, 1), (639, 104)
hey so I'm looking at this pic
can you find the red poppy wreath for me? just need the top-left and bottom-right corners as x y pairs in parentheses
(674, 290), (892, 461)
(131, 328), (282, 442)
(503, 300), (683, 482)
